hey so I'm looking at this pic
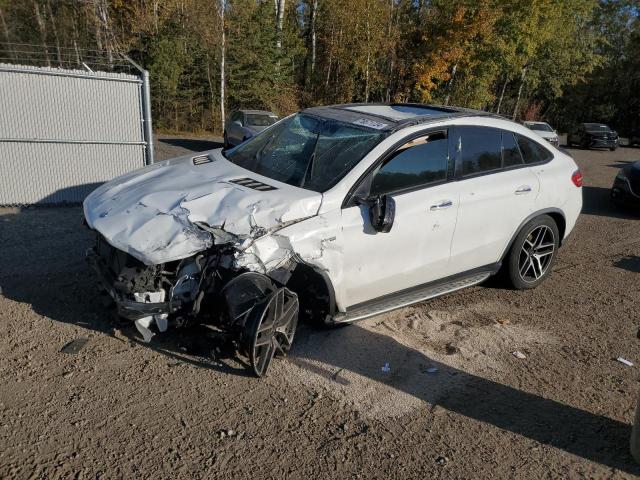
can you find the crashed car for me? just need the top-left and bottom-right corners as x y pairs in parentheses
(84, 103), (583, 376)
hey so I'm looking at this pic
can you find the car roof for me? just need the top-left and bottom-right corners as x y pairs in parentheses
(238, 109), (277, 116)
(301, 103), (501, 132)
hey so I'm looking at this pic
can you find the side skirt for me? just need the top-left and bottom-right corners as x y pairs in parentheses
(330, 263), (500, 325)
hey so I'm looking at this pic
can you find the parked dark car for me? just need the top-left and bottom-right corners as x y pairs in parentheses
(611, 161), (640, 208)
(567, 123), (618, 150)
(629, 128), (640, 147)
(224, 110), (278, 148)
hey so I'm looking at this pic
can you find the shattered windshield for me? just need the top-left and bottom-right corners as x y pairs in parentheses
(223, 113), (387, 192)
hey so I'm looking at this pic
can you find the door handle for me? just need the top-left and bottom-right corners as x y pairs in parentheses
(515, 185), (532, 195)
(430, 200), (453, 211)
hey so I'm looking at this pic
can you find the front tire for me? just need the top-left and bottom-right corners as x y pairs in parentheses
(506, 215), (559, 290)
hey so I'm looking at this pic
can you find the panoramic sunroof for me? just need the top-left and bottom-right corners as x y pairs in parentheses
(345, 104), (450, 120)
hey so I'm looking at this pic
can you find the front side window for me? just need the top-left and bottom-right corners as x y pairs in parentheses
(224, 113), (386, 192)
(456, 126), (502, 176)
(516, 135), (553, 164)
(370, 131), (449, 195)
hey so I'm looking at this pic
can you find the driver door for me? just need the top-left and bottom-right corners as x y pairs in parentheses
(340, 130), (459, 307)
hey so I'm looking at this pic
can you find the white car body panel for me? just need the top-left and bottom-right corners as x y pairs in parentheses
(340, 184), (459, 306)
(84, 113), (582, 315)
(449, 166), (540, 273)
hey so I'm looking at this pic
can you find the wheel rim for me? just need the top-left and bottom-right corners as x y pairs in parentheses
(246, 288), (299, 377)
(518, 225), (555, 283)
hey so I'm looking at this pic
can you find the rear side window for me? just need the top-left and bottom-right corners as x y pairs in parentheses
(502, 132), (524, 168)
(457, 126), (502, 176)
(370, 131), (448, 195)
(516, 135), (553, 164)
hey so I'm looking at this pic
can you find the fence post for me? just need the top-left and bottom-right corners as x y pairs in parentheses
(141, 69), (154, 165)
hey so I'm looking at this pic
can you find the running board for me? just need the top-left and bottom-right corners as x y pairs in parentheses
(330, 269), (493, 325)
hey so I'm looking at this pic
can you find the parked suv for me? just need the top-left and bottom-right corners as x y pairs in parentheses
(567, 123), (618, 150)
(224, 109), (278, 148)
(84, 103), (582, 377)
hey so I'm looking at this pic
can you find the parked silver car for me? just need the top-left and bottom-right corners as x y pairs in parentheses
(224, 110), (278, 148)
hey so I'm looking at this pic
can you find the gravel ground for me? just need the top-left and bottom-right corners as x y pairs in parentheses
(1, 136), (639, 479)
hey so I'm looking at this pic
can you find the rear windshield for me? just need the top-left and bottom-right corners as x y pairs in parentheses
(583, 123), (611, 132)
(224, 113), (387, 192)
(526, 123), (553, 132)
(245, 114), (277, 127)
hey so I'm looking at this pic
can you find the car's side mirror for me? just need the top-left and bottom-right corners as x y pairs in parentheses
(233, 120), (243, 127)
(355, 194), (396, 233)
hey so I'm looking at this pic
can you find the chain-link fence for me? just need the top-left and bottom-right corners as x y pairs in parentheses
(0, 58), (153, 205)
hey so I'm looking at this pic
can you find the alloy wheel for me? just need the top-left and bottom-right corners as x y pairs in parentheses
(243, 288), (299, 377)
(518, 225), (555, 283)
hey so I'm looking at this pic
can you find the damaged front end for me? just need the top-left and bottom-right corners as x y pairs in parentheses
(82, 150), (336, 376)
(87, 232), (300, 377)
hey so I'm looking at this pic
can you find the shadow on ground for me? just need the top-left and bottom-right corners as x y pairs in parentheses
(614, 256), (640, 273)
(607, 161), (634, 169)
(581, 186), (639, 219)
(1, 206), (638, 474)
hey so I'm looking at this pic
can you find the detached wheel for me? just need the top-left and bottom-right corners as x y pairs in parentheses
(241, 288), (299, 377)
(506, 215), (559, 290)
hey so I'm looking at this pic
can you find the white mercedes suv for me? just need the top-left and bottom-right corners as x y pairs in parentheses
(84, 103), (583, 376)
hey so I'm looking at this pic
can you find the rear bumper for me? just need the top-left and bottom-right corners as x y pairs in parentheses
(86, 248), (174, 320)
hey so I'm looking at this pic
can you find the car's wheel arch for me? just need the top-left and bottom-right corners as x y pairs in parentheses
(285, 262), (337, 325)
(500, 208), (566, 262)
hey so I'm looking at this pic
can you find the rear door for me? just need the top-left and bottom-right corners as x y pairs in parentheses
(340, 129), (460, 307)
(448, 126), (540, 273)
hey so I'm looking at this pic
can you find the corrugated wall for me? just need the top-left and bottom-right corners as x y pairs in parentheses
(0, 64), (148, 205)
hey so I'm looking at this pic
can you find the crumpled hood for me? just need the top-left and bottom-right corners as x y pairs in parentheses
(83, 150), (322, 265)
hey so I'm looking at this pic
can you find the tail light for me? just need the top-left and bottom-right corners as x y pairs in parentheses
(571, 170), (583, 187)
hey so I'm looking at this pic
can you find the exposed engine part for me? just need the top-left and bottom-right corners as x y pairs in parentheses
(88, 234), (301, 377)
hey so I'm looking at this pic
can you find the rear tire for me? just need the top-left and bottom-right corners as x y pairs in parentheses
(506, 215), (559, 290)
